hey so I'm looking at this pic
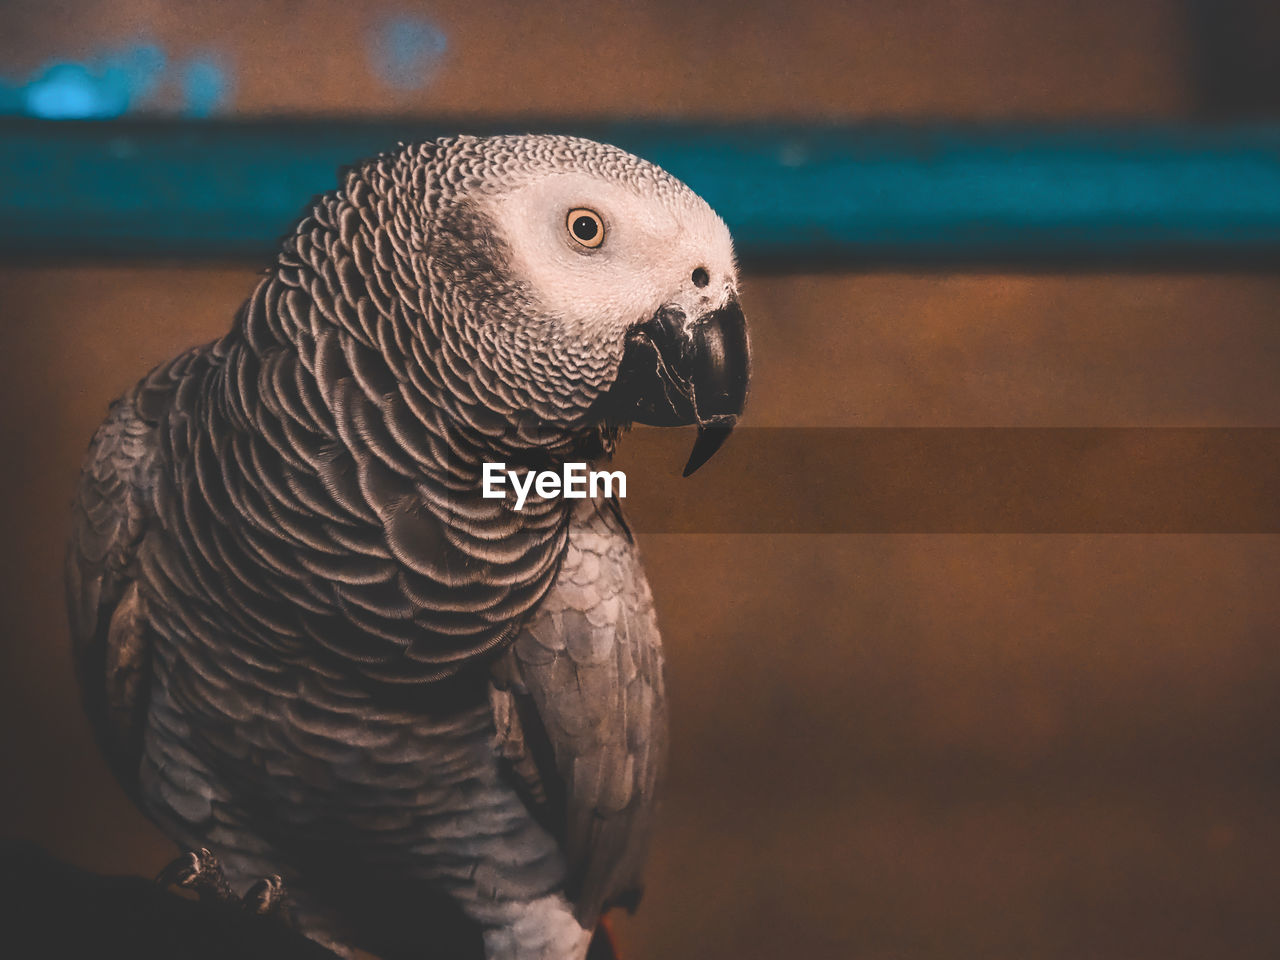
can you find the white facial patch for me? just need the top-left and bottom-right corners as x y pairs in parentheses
(478, 169), (738, 344)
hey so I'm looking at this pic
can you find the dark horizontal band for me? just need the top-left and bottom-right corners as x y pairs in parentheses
(609, 427), (1280, 533)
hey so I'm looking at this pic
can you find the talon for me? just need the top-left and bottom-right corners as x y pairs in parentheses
(154, 849), (202, 889)
(244, 873), (292, 923)
(155, 847), (234, 904)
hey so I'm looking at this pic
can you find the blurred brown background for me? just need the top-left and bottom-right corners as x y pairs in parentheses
(2, 1), (1279, 958)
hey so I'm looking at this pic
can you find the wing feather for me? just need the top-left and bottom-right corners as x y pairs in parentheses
(66, 387), (166, 794)
(491, 499), (666, 925)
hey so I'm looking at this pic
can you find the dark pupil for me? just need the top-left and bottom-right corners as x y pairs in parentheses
(572, 215), (599, 241)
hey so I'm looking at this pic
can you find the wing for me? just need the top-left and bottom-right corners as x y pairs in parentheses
(491, 497), (667, 926)
(66, 367), (173, 793)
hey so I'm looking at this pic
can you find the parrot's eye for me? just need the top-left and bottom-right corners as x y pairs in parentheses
(567, 208), (605, 248)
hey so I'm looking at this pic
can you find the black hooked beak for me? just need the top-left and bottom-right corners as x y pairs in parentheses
(606, 297), (750, 476)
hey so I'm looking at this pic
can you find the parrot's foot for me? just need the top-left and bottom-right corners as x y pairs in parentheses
(244, 873), (294, 924)
(155, 847), (236, 904)
(156, 847), (293, 925)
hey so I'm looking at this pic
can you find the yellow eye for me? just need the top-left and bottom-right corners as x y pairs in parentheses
(567, 208), (605, 248)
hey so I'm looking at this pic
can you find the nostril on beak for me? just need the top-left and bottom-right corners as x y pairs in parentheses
(691, 266), (710, 288)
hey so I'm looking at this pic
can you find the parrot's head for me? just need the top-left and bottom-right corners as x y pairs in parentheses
(390, 134), (751, 477)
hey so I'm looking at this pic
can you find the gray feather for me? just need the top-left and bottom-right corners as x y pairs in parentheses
(64, 134), (721, 960)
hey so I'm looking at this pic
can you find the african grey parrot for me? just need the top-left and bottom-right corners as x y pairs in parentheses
(65, 134), (749, 960)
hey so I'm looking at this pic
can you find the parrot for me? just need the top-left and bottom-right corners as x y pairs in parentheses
(65, 134), (750, 960)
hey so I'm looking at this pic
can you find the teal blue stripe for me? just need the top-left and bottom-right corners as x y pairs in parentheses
(2, 119), (1279, 265)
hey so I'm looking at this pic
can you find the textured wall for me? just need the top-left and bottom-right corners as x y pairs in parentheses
(0, 1), (1188, 119)
(2, 2), (1279, 959)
